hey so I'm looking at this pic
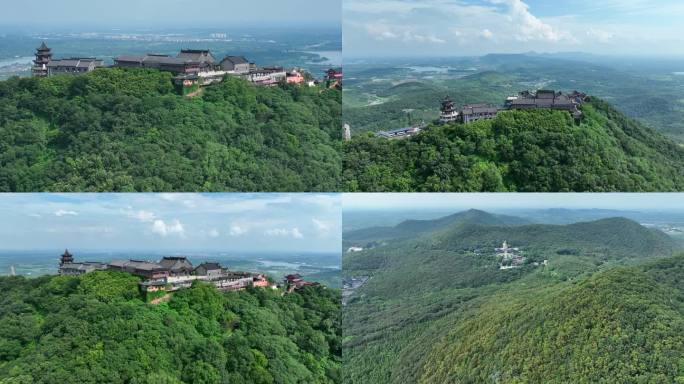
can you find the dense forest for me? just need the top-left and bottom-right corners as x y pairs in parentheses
(342, 211), (683, 383)
(0, 271), (341, 383)
(0, 69), (341, 191)
(343, 98), (684, 192)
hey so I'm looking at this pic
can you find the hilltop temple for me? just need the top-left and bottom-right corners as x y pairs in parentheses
(31, 42), (103, 77)
(58, 252), (270, 293)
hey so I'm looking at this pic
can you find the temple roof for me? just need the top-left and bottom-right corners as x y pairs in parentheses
(37, 42), (50, 51)
(195, 262), (222, 271)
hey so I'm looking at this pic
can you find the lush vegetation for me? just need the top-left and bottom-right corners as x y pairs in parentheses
(343, 99), (684, 191)
(0, 68), (341, 191)
(0, 271), (341, 383)
(342, 210), (683, 383)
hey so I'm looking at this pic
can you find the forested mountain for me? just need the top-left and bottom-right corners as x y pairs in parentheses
(343, 98), (684, 192)
(0, 69), (341, 191)
(342, 212), (682, 383)
(0, 271), (341, 383)
(343, 209), (529, 247)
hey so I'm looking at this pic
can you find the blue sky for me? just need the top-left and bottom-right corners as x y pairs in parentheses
(0, 194), (341, 252)
(0, 0), (341, 29)
(343, 0), (684, 57)
(343, 193), (684, 211)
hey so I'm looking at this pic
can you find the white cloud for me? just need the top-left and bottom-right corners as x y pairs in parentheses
(54, 209), (78, 217)
(586, 28), (615, 43)
(208, 228), (220, 238)
(490, 0), (572, 42)
(127, 209), (156, 222)
(264, 227), (304, 239)
(480, 29), (494, 39)
(366, 23), (398, 40)
(28, 213), (42, 218)
(312, 218), (331, 233)
(152, 219), (185, 237)
(229, 224), (248, 236)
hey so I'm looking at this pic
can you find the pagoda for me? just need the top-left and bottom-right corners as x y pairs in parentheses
(32, 42), (52, 77)
(59, 249), (74, 266)
(439, 96), (458, 123)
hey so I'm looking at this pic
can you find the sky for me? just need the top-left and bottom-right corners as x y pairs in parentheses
(0, 193), (341, 253)
(0, 0), (341, 29)
(343, 0), (684, 57)
(343, 193), (684, 212)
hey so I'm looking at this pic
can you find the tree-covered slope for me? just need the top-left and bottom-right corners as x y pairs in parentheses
(0, 69), (341, 191)
(343, 98), (684, 192)
(420, 257), (684, 383)
(342, 213), (682, 384)
(0, 271), (341, 384)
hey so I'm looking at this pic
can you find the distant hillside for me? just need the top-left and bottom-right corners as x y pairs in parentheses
(344, 209), (529, 246)
(344, 98), (684, 191)
(0, 68), (342, 191)
(342, 213), (682, 384)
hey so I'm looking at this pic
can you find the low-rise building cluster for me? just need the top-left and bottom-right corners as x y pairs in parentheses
(58, 250), (271, 294)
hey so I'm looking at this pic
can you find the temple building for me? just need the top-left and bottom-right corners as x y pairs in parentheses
(31, 42), (103, 77)
(159, 256), (194, 276)
(194, 262), (223, 277)
(439, 96), (459, 123)
(459, 103), (499, 124)
(114, 54), (202, 75)
(58, 250), (108, 275)
(32, 42), (52, 77)
(59, 249), (74, 266)
(47, 58), (104, 76)
(219, 56), (251, 74)
(506, 89), (585, 119)
(108, 259), (170, 280)
(177, 49), (216, 67)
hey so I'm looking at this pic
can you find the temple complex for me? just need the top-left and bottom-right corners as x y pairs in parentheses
(495, 241), (525, 269)
(29, 44), (314, 91)
(57, 251), (273, 294)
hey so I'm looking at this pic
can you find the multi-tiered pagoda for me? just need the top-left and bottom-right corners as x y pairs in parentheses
(59, 249), (74, 266)
(439, 96), (458, 123)
(32, 42), (52, 77)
